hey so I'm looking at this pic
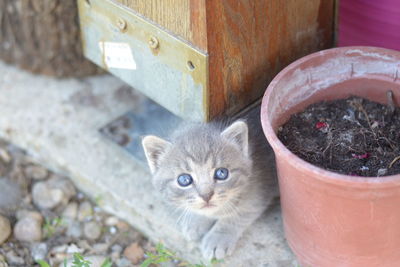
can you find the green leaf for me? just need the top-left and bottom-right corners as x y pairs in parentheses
(100, 258), (113, 267)
(140, 258), (154, 267)
(71, 253), (92, 267)
(155, 257), (171, 264)
(36, 260), (51, 267)
(211, 258), (223, 264)
(155, 243), (164, 250)
(144, 252), (155, 258)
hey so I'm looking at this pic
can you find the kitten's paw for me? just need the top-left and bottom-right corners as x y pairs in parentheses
(180, 218), (215, 242)
(200, 230), (238, 260)
(182, 224), (206, 241)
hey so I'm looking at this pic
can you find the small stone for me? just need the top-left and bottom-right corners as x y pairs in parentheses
(0, 215), (11, 245)
(5, 251), (24, 266)
(116, 221), (130, 231)
(111, 251), (120, 261)
(16, 210), (43, 222)
(109, 226), (117, 235)
(0, 179), (21, 211)
(51, 245), (68, 253)
(83, 221), (102, 240)
(116, 257), (132, 267)
(62, 255), (106, 267)
(32, 181), (63, 209)
(123, 242), (144, 264)
(377, 168), (387, 176)
(66, 243), (84, 254)
(14, 215), (43, 242)
(111, 244), (123, 253)
(32, 176), (76, 210)
(104, 234), (114, 244)
(93, 206), (102, 213)
(105, 216), (119, 226)
(77, 240), (92, 251)
(0, 148), (11, 163)
(65, 219), (82, 238)
(47, 176), (76, 205)
(92, 243), (109, 254)
(48, 245), (67, 265)
(30, 242), (48, 261)
(49, 252), (68, 266)
(62, 202), (78, 219)
(22, 194), (32, 205)
(78, 201), (93, 221)
(24, 165), (48, 180)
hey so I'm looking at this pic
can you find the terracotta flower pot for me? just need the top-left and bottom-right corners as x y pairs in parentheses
(261, 47), (400, 267)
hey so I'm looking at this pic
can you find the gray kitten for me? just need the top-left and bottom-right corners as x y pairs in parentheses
(142, 116), (277, 260)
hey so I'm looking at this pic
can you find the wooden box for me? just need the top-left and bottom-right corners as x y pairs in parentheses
(78, 0), (334, 121)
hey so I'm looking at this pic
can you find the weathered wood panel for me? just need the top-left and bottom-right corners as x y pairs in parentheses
(115, 0), (207, 51)
(189, 0), (207, 51)
(0, 0), (101, 77)
(206, 0), (335, 118)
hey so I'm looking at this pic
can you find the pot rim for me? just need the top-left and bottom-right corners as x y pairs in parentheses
(261, 46), (400, 188)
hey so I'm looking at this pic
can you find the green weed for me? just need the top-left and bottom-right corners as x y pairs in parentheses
(141, 243), (222, 267)
(36, 245), (220, 267)
(42, 217), (64, 239)
(36, 259), (51, 267)
(36, 253), (112, 267)
(71, 253), (91, 267)
(99, 258), (113, 267)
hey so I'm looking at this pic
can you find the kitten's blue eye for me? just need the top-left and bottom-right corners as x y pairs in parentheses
(214, 168), (229, 180)
(177, 174), (193, 187)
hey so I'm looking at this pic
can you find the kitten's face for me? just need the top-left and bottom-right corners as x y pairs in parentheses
(142, 121), (252, 216)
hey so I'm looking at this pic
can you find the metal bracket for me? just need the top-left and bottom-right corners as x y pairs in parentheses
(78, 0), (209, 121)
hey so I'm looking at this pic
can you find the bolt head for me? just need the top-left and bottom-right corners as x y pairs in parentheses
(148, 36), (159, 49)
(116, 18), (127, 31)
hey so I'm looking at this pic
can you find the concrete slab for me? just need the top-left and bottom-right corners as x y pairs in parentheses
(0, 62), (296, 266)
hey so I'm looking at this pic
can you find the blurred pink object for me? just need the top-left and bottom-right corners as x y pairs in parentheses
(338, 0), (400, 50)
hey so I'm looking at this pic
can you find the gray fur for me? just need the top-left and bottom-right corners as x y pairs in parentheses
(142, 117), (277, 260)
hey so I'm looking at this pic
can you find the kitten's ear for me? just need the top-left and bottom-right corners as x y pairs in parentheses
(221, 120), (249, 156)
(142, 135), (171, 174)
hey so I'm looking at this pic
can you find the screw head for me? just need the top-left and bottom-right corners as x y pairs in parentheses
(116, 18), (127, 32)
(187, 61), (195, 71)
(148, 36), (159, 49)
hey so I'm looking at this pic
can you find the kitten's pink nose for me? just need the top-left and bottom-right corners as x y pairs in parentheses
(200, 192), (214, 203)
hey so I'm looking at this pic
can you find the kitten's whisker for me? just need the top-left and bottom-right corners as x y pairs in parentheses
(225, 201), (240, 218)
(224, 205), (234, 219)
(176, 206), (189, 226)
(171, 206), (183, 217)
(181, 207), (192, 229)
(223, 203), (234, 217)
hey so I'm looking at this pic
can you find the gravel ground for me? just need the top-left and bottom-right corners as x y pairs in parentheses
(0, 139), (155, 267)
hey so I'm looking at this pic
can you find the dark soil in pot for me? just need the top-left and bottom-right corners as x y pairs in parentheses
(278, 92), (400, 177)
